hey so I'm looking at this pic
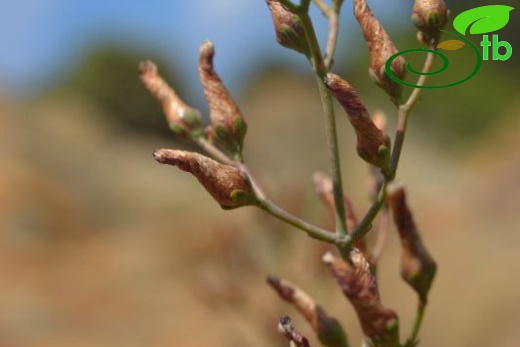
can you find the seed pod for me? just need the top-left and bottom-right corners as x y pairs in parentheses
(324, 74), (391, 176)
(323, 250), (399, 345)
(139, 60), (203, 137)
(199, 41), (247, 157)
(265, 0), (310, 55)
(387, 182), (437, 303)
(412, 0), (449, 45)
(267, 276), (349, 347)
(353, 0), (405, 104)
(153, 149), (255, 209)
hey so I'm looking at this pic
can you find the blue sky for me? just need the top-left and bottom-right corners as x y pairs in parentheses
(0, 0), (408, 97)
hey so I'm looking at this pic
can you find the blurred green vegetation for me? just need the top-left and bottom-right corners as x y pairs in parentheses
(61, 44), (186, 138)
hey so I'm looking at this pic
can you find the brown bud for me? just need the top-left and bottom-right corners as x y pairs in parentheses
(412, 0), (448, 45)
(266, 0), (310, 55)
(353, 0), (405, 104)
(267, 276), (348, 347)
(323, 251), (399, 345)
(153, 149), (255, 209)
(313, 172), (368, 255)
(324, 74), (391, 175)
(387, 182), (437, 303)
(278, 316), (312, 347)
(139, 60), (203, 136)
(199, 41), (247, 156)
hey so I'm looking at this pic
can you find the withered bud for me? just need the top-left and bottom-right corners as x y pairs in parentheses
(387, 182), (437, 303)
(278, 316), (312, 347)
(353, 0), (405, 104)
(267, 276), (348, 347)
(266, 0), (310, 55)
(313, 172), (368, 255)
(324, 74), (391, 175)
(372, 110), (387, 133)
(139, 60), (203, 137)
(322, 251), (399, 345)
(412, 0), (448, 45)
(199, 41), (247, 156)
(153, 149), (255, 209)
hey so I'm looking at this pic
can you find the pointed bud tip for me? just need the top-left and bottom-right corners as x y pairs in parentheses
(199, 40), (215, 57)
(138, 60), (157, 76)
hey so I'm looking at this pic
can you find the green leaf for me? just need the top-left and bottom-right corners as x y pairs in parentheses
(453, 5), (514, 35)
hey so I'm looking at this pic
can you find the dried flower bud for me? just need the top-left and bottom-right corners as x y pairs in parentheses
(278, 316), (312, 347)
(322, 251), (399, 345)
(267, 276), (348, 347)
(372, 110), (387, 133)
(266, 0), (310, 55)
(199, 41), (247, 157)
(387, 182), (437, 303)
(139, 60), (203, 137)
(153, 149), (255, 209)
(412, 0), (448, 45)
(324, 74), (391, 175)
(353, 0), (405, 104)
(313, 172), (368, 255)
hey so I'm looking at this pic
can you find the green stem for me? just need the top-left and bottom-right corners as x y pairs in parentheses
(258, 199), (336, 243)
(390, 49), (437, 174)
(196, 137), (335, 243)
(405, 302), (426, 347)
(324, 0), (343, 70)
(298, 11), (348, 239)
(195, 137), (235, 166)
(341, 179), (388, 248)
(341, 48), (437, 249)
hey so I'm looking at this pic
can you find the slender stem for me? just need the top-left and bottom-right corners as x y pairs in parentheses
(340, 48), (437, 250)
(311, 0), (329, 15)
(195, 137), (335, 243)
(195, 137), (235, 166)
(390, 49), (436, 174)
(342, 179), (388, 247)
(258, 199), (336, 243)
(324, 0), (343, 70)
(405, 301), (426, 347)
(298, 11), (348, 238)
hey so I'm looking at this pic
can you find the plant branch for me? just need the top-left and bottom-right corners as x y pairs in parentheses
(258, 198), (336, 243)
(195, 137), (335, 243)
(323, 0), (344, 70)
(311, 0), (329, 15)
(404, 301), (426, 347)
(298, 10), (348, 239)
(341, 178), (388, 248)
(338, 46), (437, 251)
(390, 48), (437, 174)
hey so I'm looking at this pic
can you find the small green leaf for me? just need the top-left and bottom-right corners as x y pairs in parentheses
(453, 5), (514, 35)
(437, 39), (465, 51)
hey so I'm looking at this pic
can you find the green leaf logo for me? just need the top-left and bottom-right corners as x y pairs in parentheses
(453, 5), (514, 35)
(437, 40), (465, 51)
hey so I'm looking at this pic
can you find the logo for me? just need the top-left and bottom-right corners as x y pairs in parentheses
(386, 5), (515, 89)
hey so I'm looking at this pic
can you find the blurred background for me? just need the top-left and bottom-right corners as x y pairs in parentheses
(1, 1), (519, 346)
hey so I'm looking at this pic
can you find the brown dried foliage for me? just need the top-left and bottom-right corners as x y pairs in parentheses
(387, 182), (437, 303)
(139, 60), (202, 135)
(353, 0), (405, 104)
(324, 73), (390, 174)
(153, 149), (255, 209)
(199, 41), (247, 155)
(323, 250), (399, 345)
